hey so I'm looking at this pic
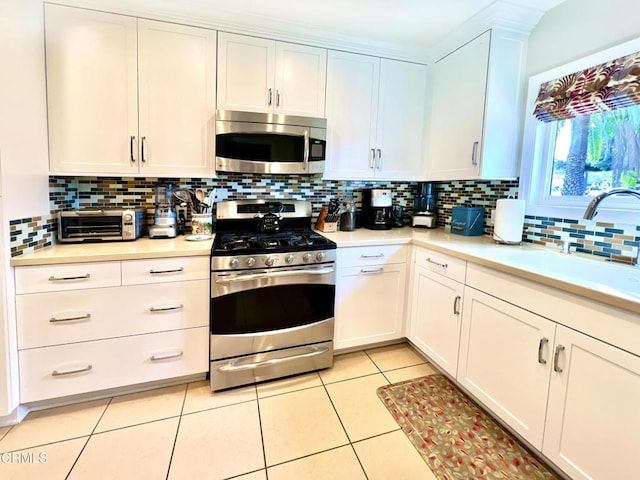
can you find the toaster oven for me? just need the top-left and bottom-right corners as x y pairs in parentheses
(58, 209), (145, 243)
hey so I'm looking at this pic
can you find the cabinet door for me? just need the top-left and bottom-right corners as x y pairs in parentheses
(323, 51), (379, 180)
(138, 20), (216, 177)
(45, 4), (138, 174)
(409, 266), (463, 376)
(426, 31), (490, 180)
(274, 42), (327, 117)
(458, 286), (555, 448)
(335, 263), (406, 350)
(217, 32), (274, 113)
(376, 59), (427, 180)
(543, 326), (640, 480)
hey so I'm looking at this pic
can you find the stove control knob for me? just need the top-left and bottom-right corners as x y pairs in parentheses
(315, 252), (325, 262)
(265, 256), (276, 267)
(229, 258), (239, 268)
(285, 254), (295, 264)
(302, 253), (312, 262)
(246, 257), (256, 267)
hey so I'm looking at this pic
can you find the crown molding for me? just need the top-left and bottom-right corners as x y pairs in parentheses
(48, 0), (429, 63)
(427, 0), (546, 62)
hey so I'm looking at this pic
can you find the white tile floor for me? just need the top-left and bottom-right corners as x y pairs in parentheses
(0, 343), (440, 480)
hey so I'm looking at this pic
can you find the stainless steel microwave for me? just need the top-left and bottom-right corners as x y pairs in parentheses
(215, 110), (327, 175)
(58, 209), (145, 243)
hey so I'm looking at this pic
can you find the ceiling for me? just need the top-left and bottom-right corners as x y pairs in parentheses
(68, 0), (567, 58)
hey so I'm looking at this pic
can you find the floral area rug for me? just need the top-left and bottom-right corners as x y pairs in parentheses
(376, 374), (560, 480)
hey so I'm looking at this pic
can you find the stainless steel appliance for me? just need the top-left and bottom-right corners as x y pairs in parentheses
(149, 184), (177, 239)
(215, 110), (327, 175)
(210, 199), (336, 391)
(412, 182), (438, 228)
(58, 209), (145, 243)
(361, 188), (392, 230)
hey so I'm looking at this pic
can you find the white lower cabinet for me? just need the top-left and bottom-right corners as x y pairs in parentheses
(543, 325), (640, 480)
(408, 253), (640, 480)
(408, 247), (465, 377)
(15, 256), (209, 403)
(457, 287), (555, 448)
(19, 327), (208, 403)
(334, 245), (407, 350)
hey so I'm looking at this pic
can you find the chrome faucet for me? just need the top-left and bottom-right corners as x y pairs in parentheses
(583, 188), (640, 219)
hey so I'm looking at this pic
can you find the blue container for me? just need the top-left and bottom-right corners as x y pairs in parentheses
(451, 206), (484, 236)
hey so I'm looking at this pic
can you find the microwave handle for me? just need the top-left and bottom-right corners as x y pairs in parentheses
(303, 128), (310, 171)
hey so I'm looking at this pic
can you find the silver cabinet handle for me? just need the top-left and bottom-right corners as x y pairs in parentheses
(130, 135), (136, 163)
(370, 148), (376, 169)
(538, 337), (549, 364)
(453, 295), (461, 315)
(150, 351), (184, 362)
(426, 257), (448, 269)
(217, 347), (328, 372)
(149, 267), (184, 275)
(376, 148), (382, 169)
(360, 253), (384, 259)
(360, 267), (384, 274)
(267, 88), (273, 106)
(49, 313), (91, 323)
(276, 89), (280, 107)
(553, 344), (565, 373)
(471, 141), (479, 166)
(303, 128), (310, 171)
(48, 274), (91, 282)
(141, 136), (147, 163)
(52, 365), (92, 377)
(149, 304), (183, 313)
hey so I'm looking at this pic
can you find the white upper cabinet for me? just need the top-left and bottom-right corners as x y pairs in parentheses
(46, 5), (139, 175)
(137, 20), (216, 177)
(45, 5), (216, 177)
(217, 32), (327, 117)
(324, 51), (428, 180)
(426, 28), (527, 180)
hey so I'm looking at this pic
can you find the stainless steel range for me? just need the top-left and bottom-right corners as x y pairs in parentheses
(210, 199), (336, 391)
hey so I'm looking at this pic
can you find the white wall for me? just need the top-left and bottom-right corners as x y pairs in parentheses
(0, 0), (49, 420)
(527, 0), (640, 77)
(0, 0), (50, 221)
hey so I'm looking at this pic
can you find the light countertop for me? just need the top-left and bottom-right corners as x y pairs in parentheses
(11, 227), (640, 313)
(323, 227), (640, 314)
(10, 236), (214, 266)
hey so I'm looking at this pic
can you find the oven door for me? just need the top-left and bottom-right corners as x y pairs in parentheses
(211, 263), (335, 360)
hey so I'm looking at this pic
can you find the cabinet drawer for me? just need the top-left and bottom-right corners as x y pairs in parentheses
(121, 256), (209, 285)
(14, 262), (121, 294)
(19, 327), (209, 403)
(336, 244), (407, 267)
(16, 280), (209, 349)
(414, 247), (466, 283)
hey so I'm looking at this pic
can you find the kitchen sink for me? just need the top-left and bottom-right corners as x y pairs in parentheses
(497, 249), (640, 299)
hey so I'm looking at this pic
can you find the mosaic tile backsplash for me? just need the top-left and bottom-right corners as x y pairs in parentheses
(8, 174), (639, 264)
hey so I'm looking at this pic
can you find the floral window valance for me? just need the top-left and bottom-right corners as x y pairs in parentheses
(533, 50), (640, 122)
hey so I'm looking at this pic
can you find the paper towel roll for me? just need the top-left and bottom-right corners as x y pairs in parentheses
(493, 199), (525, 244)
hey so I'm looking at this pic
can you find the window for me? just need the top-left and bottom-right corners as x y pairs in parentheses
(520, 38), (640, 224)
(550, 106), (640, 197)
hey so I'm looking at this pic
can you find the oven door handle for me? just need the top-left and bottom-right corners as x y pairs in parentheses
(216, 346), (329, 372)
(215, 266), (335, 283)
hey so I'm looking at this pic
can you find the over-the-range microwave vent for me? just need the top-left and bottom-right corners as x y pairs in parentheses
(215, 110), (326, 175)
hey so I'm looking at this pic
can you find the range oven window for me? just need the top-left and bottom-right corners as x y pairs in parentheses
(211, 284), (335, 335)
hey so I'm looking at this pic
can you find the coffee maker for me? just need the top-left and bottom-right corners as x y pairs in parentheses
(361, 188), (392, 230)
(149, 184), (177, 238)
(412, 182), (438, 228)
